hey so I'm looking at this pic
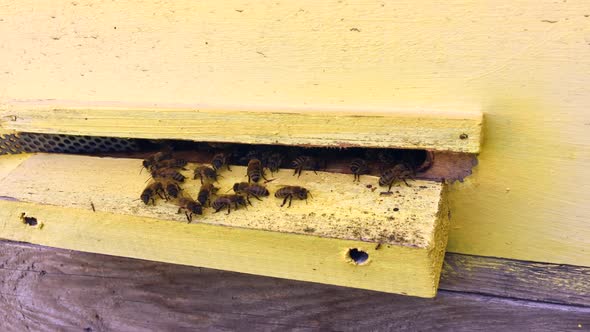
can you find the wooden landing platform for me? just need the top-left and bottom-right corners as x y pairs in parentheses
(0, 153), (449, 297)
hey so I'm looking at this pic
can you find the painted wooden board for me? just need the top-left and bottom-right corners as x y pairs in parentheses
(0, 0), (588, 266)
(0, 241), (588, 332)
(0, 102), (483, 153)
(0, 153), (449, 297)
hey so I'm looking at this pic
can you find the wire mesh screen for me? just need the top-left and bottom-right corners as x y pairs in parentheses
(0, 133), (139, 155)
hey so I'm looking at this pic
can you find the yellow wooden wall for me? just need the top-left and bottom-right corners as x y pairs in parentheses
(0, 1), (588, 266)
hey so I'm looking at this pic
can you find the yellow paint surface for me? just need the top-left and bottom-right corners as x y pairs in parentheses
(0, 103), (483, 153)
(0, 154), (449, 297)
(0, 1), (588, 265)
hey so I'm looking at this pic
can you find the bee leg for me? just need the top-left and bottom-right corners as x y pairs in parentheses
(227, 205), (231, 215)
(281, 196), (289, 207)
(177, 208), (182, 214)
(185, 212), (192, 223)
(250, 193), (262, 201)
(193, 174), (197, 180)
(403, 178), (412, 187)
(387, 182), (394, 193)
(288, 195), (293, 208)
(227, 164), (231, 171)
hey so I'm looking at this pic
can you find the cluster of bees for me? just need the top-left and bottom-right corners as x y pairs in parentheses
(140, 146), (426, 222)
(140, 150), (311, 222)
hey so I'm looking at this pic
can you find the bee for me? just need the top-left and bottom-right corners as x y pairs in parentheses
(247, 159), (268, 183)
(193, 165), (218, 184)
(197, 183), (219, 206)
(379, 164), (414, 192)
(266, 153), (283, 174)
(151, 167), (186, 182)
(165, 182), (182, 199)
(350, 158), (370, 182)
(176, 196), (203, 222)
(232, 182), (269, 202)
(142, 151), (173, 170)
(140, 181), (166, 205)
(292, 156), (319, 178)
(275, 186), (311, 207)
(149, 158), (188, 171)
(211, 152), (231, 171)
(211, 195), (250, 214)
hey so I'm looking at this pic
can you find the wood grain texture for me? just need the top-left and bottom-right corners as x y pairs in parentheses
(0, 153), (449, 297)
(441, 253), (590, 307)
(0, 241), (588, 332)
(0, 103), (483, 153)
(0, 0), (589, 266)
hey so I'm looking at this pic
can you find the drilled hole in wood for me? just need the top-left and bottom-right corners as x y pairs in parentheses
(20, 213), (38, 226)
(347, 248), (369, 265)
(459, 133), (469, 140)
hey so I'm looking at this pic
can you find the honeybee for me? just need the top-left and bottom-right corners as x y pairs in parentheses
(142, 151), (173, 170)
(193, 165), (218, 184)
(149, 158), (188, 171)
(140, 181), (166, 205)
(197, 183), (219, 206)
(232, 182), (270, 202)
(266, 153), (283, 174)
(292, 156), (319, 178)
(211, 152), (231, 171)
(379, 164), (414, 192)
(350, 158), (370, 182)
(176, 196), (203, 222)
(275, 186), (311, 207)
(165, 182), (182, 199)
(151, 167), (186, 182)
(247, 159), (268, 183)
(211, 195), (250, 214)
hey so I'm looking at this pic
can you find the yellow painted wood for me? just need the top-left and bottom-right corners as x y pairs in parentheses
(0, 1), (588, 266)
(0, 153), (449, 297)
(0, 102), (482, 153)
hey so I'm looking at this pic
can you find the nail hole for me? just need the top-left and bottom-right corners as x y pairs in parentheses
(347, 248), (369, 265)
(459, 133), (469, 140)
(20, 213), (38, 226)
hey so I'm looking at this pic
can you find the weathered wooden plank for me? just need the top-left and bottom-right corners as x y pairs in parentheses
(0, 153), (449, 297)
(0, 102), (483, 153)
(1, 0), (588, 267)
(441, 253), (590, 307)
(0, 241), (588, 332)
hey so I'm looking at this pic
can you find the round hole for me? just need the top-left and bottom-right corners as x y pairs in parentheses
(459, 133), (469, 140)
(347, 248), (369, 265)
(393, 207), (399, 212)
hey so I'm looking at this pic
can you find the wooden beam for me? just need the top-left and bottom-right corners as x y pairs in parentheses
(0, 241), (588, 331)
(0, 153), (449, 297)
(441, 253), (590, 307)
(0, 102), (483, 153)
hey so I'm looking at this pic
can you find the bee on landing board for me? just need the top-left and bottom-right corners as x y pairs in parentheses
(193, 165), (219, 184)
(165, 182), (182, 199)
(211, 152), (231, 171)
(292, 156), (319, 178)
(349, 158), (370, 182)
(197, 183), (219, 207)
(266, 153), (284, 174)
(379, 164), (415, 193)
(151, 167), (186, 182)
(149, 158), (188, 172)
(232, 182), (270, 203)
(211, 195), (250, 214)
(142, 151), (173, 171)
(176, 196), (203, 223)
(247, 159), (268, 183)
(141, 181), (166, 205)
(275, 186), (311, 207)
